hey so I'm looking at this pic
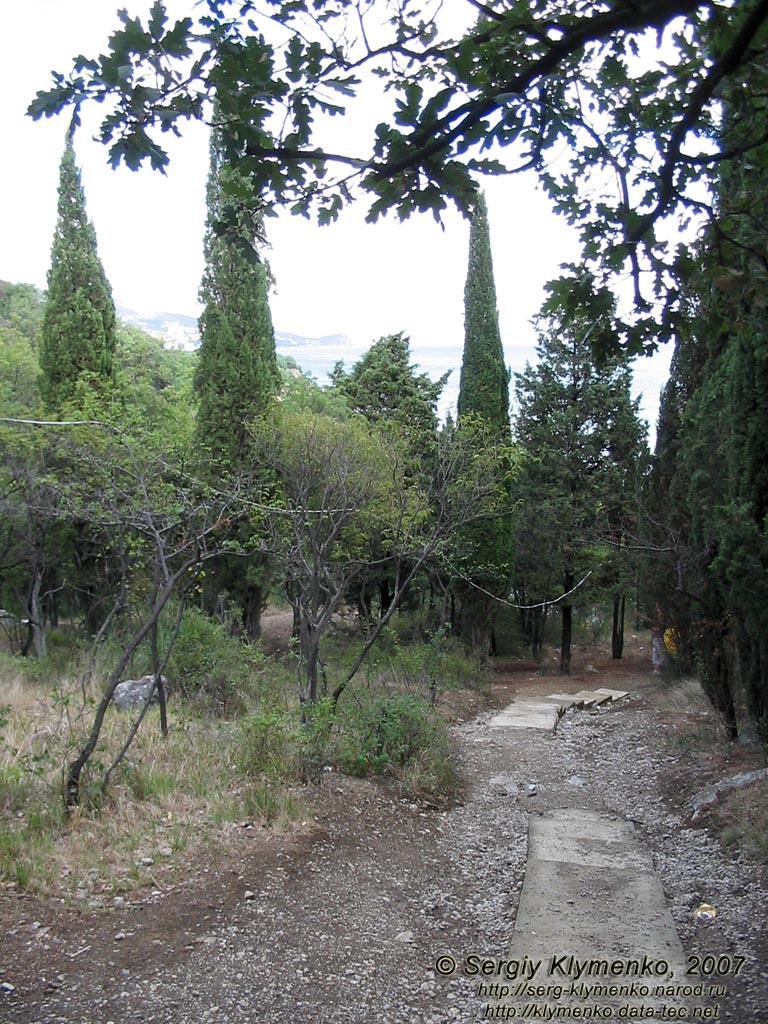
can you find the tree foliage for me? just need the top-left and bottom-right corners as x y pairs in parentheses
(248, 380), (515, 704)
(649, 52), (768, 737)
(39, 133), (117, 412)
(193, 123), (281, 640)
(0, 284), (43, 418)
(513, 310), (647, 672)
(454, 193), (513, 652)
(194, 125), (280, 466)
(28, 0), (768, 355)
(458, 193), (510, 435)
(330, 332), (449, 468)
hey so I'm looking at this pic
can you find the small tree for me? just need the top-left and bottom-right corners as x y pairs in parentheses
(250, 401), (396, 705)
(248, 385), (513, 707)
(39, 130), (117, 412)
(54, 421), (244, 808)
(330, 333), (449, 620)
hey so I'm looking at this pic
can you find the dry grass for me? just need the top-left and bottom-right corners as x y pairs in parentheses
(651, 672), (768, 865)
(705, 775), (768, 863)
(0, 654), (306, 898)
(654, 675), (714, 715)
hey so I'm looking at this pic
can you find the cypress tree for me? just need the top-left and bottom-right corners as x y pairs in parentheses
(40, 129), (117, 411)
(454, 193), (513, 652)
(647, 52), (768, 737)
(458, 192), (511, 434)
(194, 130), (280, 465)
(194, 127), (281, 639)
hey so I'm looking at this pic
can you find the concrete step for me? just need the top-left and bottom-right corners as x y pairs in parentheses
(571, 689), (613, 706)
(541, 693), (580, 710)
(489, 702), (559, 733)
(491, 809), (696, 1016)
(488, 687), (631, 736)
(593, 687), (630, 701)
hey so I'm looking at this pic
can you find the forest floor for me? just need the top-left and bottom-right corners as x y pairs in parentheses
(1, 623), (767, 1023)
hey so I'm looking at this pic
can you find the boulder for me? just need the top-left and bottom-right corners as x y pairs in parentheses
(111, 675), (168, 711)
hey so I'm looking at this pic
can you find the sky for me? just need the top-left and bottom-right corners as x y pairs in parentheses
(0, 0), (672, 434)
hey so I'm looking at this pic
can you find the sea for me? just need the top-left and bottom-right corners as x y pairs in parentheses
(276, 339), (672, 446)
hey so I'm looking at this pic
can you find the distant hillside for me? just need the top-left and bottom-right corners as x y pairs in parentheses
(117, 306), (201, 351)
(275, 330), (351, 350)
(116, 305), (351, 357)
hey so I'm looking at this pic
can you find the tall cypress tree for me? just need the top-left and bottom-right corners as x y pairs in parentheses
(458, 192), (511, 433)
(454, 193), (513, 652)
(40, 129), (117, 411)
(647, 51), (768, 738)
(194, 127), (280, 638)
(194, 129), (280, 465)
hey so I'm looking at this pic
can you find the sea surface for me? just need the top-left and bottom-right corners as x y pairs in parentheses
(278, 338), (672, 446)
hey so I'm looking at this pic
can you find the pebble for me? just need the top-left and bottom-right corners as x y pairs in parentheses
(15, 686), (768, 1023)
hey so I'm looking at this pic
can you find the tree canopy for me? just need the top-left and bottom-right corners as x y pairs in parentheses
(195, 124), (280, 466)
(39, 133), (117, 412)
(28, 0), (768, 356)
(513, 309), (647, 672)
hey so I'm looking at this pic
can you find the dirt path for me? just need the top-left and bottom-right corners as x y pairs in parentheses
(2, 646), (767, 1023)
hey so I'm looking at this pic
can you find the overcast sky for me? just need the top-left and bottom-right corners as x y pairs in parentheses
(0, 0), (671, 432)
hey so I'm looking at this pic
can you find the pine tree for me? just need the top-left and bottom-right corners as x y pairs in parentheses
(330, 333), (449, 621)
(454, 193), (513, 652)
(513, 317), (646, 674)
(40, 130), (117, 411)
(194, 130), (280, 466)
(330, 332), (448, 466)
(194, 127), (281, 639)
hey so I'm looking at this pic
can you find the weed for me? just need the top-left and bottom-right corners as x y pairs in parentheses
(238, 780), (305, 828)
(236, 707), (297, 779)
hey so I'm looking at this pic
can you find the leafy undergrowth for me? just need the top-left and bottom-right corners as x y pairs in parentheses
(0, 621), (487, 897)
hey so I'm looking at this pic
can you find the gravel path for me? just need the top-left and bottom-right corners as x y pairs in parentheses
(3, 677), (767, 1023)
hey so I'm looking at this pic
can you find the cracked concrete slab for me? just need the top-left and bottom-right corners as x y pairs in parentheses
(503, 809), (693, 1014)
(488, 702), (559, 732)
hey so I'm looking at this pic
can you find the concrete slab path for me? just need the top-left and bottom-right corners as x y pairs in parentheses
(488, 703), (559, 732)
(489, 809), (702, 1018)
(487, 687), (629, 733)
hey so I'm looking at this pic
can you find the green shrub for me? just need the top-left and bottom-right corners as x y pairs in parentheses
(337, 693), (439, 776)
(164, 606), (263, 712)
(236, 707), (297, 779)
(296, 698), (336, 783)
(362, 627), (489, 705)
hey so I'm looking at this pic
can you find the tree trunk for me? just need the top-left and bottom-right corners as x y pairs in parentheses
(241, 582), (263, 642)
(612, 593), (626, 659)
(560, 573), (574, 675)
(458, 588), (496, 656)
(379, 577), (392, 618)
(27, 567), (47, 659)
